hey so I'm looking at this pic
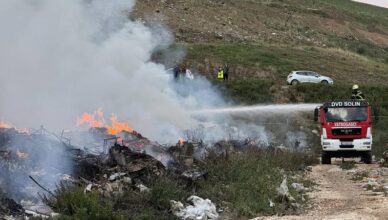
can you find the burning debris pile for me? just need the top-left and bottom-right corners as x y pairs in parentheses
(0, 126), (75, 218)
(0, 189), (24, 217)
(0, 119), (312, 219)
(71, 132), (212, 194)
(0, 124), (213, 218)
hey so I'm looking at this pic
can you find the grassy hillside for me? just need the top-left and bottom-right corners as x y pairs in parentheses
(185, 43), (388, 84)
(136, 0), (388, 153)
(135, 0), (388, 84)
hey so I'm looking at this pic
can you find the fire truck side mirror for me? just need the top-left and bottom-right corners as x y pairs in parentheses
(314, 108), (319, 122)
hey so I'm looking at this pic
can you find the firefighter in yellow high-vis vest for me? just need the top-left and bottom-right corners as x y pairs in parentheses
(217, 67), (224, 80)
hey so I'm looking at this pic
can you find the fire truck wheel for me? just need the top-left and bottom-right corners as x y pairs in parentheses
(362, 152), (372, 164)
(321, 153), (331, 164)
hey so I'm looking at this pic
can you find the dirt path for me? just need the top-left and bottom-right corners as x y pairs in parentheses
(257, 161), (388, 220)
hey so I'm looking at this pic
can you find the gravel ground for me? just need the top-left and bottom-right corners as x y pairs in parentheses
(255, 159), (388, 220)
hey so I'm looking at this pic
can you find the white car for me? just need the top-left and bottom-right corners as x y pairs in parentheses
(287, 71), (333, 85)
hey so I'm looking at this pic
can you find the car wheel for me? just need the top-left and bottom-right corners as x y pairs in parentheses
(321, 80), (328, 84)
(291, 80), (299, 85)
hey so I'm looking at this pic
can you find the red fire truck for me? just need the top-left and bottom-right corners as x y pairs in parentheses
(314, 100), (375, 164)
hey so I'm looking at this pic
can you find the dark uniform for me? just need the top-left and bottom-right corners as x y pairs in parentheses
(174, 65), (180, 79)
(223, 64), (229, 81)
(351, 89), (365, 100)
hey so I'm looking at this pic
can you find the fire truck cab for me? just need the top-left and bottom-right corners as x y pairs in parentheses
(314, 100), (374, 164)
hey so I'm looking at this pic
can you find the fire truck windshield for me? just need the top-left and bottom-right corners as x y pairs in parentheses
(325, 107), (368, 122)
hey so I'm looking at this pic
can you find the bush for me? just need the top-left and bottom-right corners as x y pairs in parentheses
(147, 177), (190, 210)
(111, 177), (187, 220)
(48, 184), (122, 220)
(197, 150), (317, 217)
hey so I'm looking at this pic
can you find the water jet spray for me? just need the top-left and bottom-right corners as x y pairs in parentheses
(192, 103), (320, 115)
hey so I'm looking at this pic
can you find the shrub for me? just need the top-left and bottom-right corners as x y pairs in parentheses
(48, 184), (122, 220)
(197, 150), (317, 217)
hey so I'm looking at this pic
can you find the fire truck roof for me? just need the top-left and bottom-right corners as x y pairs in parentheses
(323, 100), (369, 108)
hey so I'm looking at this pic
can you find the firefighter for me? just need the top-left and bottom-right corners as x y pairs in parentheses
(185, 68), (194, 80)
(217, 67), (224, 80)
(180, 64), (187, 77)
(351, 84), (365, 100)
(173, 65), (180, 80)
(223, 64), (229, 81)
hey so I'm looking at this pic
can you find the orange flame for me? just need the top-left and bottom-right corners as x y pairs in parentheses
(77, 109), (133, 135)
(178, 138), (187, 146)
(0, 121), (29, 133)
(76, 108), (105, 128)
(107, 114), (134, 135)
(16, 149), (28, 159)
(0, 121), (11, 129)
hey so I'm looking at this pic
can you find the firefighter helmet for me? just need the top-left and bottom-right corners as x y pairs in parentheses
(352, 84), (359, 90)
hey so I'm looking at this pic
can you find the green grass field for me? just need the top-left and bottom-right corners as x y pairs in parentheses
(185, 43), (388, 85)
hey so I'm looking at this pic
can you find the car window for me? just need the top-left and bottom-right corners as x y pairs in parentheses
(306, 72), (315, 76)
(296, 72), (306, 76)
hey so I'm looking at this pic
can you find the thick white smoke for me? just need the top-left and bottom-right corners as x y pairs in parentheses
(0, 0), (313, 146)
(0, 0), (203, 143)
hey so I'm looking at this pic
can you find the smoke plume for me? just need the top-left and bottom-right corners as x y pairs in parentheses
(0, 0), (207, 143)
(0, 0), (314, 145)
